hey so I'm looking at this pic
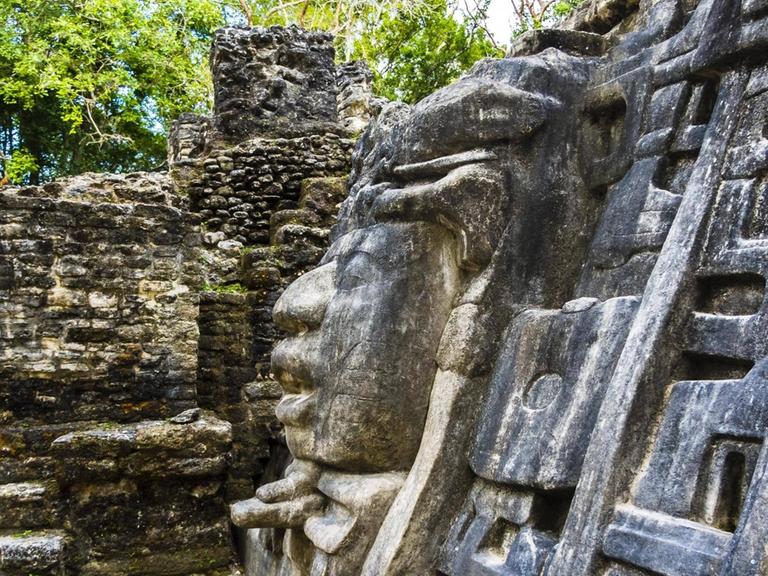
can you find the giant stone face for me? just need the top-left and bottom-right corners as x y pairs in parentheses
(271, 221), (461, 472)
(267, 58), (561, 473)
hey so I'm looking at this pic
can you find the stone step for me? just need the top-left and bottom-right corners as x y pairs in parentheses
(0, 481), (60, 529)
(269, 208), (322, 241)
(273, 223), (329, 246)
(0, 530), (67, 575)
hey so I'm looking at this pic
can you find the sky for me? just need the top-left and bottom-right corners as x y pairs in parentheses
(484, 0), (517, 46)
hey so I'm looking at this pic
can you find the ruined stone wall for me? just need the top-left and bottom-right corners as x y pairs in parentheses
(167, 26), (366, 512)
(194, 176), (349, 505)
(0, 173), (233, 575)
(0, 174), (198, 422)
(209, 27), (339, 140)
(196, 291), (264, 502)
(186, 134), (352, 246)
(168, 27), (358, 251)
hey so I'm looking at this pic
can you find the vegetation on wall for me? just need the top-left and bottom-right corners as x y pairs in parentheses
(0, 0), (582, 184)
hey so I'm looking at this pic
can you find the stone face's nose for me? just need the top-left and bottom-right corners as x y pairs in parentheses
(273, 260), (337, 336)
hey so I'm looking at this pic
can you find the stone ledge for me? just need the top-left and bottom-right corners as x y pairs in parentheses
(563, 0), (641, 34)
(49, 411), (232, 482)
(508, 29), (608, 58)
(0, 530), (67, 576)
(0, 481), (60, 529)
(78, 543), (232, 576)
(1, 172), (187, 210)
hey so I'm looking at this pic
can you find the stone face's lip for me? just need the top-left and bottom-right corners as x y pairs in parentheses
(271, 336), (318, 394)
(392, 149), (498, 180)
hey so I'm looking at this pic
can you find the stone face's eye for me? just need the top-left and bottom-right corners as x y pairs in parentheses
(337, 252), (378, 291)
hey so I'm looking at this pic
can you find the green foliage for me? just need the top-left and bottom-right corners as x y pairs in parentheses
(0, 0), (233, 183)
(241, 0), (436, 58)
(0, 0), (586, 182)
(350, 1), (503, 103)
(554, 0), (583, 16)
(3, 147), (38, 183)
(202, 282), (248, 294)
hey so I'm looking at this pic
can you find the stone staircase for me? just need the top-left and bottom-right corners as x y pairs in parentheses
(0, 481), (68, 575)
(0, 410), (234, 575)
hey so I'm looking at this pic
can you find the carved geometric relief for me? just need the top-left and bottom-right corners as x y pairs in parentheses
(585, 91), (628, 167)
(223, 4), (768, 576)
(689, 77), (720, 126)
(696, 273), (765, 316)
(575, 158), (680, 299)
(438, 481), (570, 576)
(692, 437), (762, 531)
(744, 173), (768, 239)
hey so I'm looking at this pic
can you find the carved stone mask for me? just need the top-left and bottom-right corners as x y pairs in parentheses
(233, 51), (602, 576)
(268, 54), (582, 474)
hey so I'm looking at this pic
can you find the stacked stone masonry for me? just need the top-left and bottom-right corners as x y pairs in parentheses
(0, 173), (199, 423)
(188, 135), (353, 246)
(195, 175), (348, 505)
(171, 26), (366, 515)
(0, 172), (233, 575)
(209, 26), (339, 140)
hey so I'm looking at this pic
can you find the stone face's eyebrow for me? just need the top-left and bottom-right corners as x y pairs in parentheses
(390, 79), (549, 167)
(393, 149), (499, 181)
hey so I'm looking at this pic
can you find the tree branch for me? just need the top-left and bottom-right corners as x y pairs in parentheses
(263, 0), (308, 22)
(239, 0), (253, 26)
(461, 0), (500, 50)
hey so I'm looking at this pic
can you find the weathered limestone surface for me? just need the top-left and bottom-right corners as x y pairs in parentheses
(181, 135), (352, 248)
(336, 61), (386, 135)
(168, 26), (362, 252)
(210, 26), (339, 140)
(231, 1), (768, 575)
(0, 173), (200, 423)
